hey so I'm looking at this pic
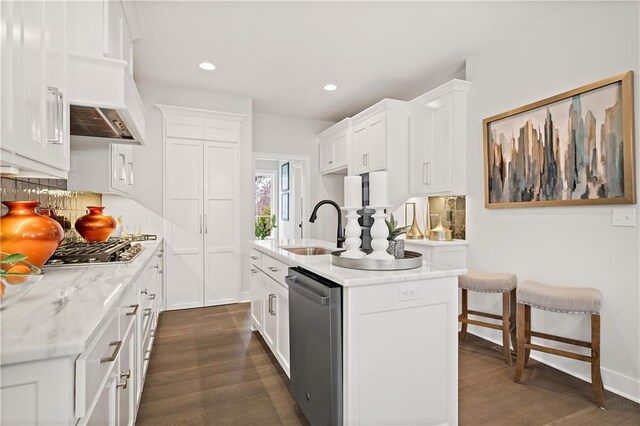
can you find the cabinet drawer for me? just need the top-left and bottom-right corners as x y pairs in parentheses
(250, 249), (262, 268)
(262, 255), (289, 287)
(75, 313), (120, 418)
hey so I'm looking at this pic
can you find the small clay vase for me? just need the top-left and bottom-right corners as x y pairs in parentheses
(0, 201), (64, 267)
(75, 206), (117, 242)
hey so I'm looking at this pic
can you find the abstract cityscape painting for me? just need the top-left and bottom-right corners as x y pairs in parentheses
(483, 72), (635, 208)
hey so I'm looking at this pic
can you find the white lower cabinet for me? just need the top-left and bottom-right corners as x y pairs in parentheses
(250, 250), (291, 376)
(0, 245), (163, 425)
(404, 242), (467, 268)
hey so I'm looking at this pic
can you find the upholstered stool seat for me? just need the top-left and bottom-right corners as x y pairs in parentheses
(514, 281), (604, 408)
(458, 271), (518, 365)
(459, 271), (517, 293)
(517, 281), (601, 314)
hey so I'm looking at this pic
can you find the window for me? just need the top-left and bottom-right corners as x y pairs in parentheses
(255, 172), (277, 239)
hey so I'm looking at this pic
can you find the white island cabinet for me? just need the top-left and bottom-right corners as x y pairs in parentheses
(0, 242), (164, 425)
(250, 239), (465, 425)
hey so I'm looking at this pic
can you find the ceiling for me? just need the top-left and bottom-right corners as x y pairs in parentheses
(133, 1), (562, 122)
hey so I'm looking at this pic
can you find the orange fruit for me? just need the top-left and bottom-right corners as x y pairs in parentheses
(0, 282), (5, 299)
(5, 264), (30, 285)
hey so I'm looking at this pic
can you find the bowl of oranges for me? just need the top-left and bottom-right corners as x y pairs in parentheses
(1, 253), (44, 308)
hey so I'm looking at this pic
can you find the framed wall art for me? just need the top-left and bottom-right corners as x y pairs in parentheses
(281, 162), (290, 192)
(483, 71), (635, 208)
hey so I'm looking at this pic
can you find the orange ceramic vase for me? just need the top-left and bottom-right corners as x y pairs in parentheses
(75, 206), (116, 242)
(0, 201), (64, 267)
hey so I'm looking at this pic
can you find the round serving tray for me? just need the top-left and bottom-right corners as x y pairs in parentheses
(330, 250), (423, 271)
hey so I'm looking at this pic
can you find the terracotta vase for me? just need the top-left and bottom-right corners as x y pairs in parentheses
(75, 206), (116, 242)
(0, 201), (64, 268)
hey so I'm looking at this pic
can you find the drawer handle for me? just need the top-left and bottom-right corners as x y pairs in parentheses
(268, 266), (280, 272)
(250, 255), (259, 260)
(116, 378), (128, 390)
(268, 294), (276, 315)
(120, 369), (131, 379)
(100, 340), (123, 363)
(144, 349), (151, 361)
(156, 253), (163, 258)
(150, 329), (156, 337)
(149, 293), (156, 300)
(151, 265), (159, 270)
(126, 304), (139, 316)
(143, 308), (152, 316)
(141, 289), (148, 295)
(251, 268), (259, 274)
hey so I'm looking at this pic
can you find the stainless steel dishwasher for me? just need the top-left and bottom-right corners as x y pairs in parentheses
(286, 267), (343, 426)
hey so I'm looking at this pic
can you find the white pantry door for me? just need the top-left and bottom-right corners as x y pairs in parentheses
(165, 137), (204, 310)
(203, 140), (240, 306)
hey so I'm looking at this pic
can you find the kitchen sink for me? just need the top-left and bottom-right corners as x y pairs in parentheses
(282, 247), (333, 256)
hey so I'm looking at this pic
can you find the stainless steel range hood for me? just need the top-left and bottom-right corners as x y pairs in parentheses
(68, 54), (146, 144)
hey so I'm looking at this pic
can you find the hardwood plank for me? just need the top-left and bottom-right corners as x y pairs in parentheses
(137, 304), (640, 425)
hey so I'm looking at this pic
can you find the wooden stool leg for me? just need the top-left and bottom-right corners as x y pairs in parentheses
(591, 314), (605, 409)
(514, 303), (526, 383)
(502, 292), (513, 365)
(524, 304), (532, 366)
(459, 289), (468, 342)
(509, 288), (517, 351)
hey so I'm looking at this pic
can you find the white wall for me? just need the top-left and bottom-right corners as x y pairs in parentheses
(104, 81), (254, 300)
(465, 2), (639, 401)
(253, 112), (343, 243)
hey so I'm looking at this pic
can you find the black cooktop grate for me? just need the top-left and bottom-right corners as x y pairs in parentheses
(47, 241), (132, 264)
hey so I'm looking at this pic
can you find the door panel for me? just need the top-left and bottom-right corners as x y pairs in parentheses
(352, 122), (368, 175)
(366, 114), (386, 172)
(165, 137), (203, 310)
(333, 132), (348, 169)
(428, 97), (452, 193)
(409, 106), (428, 195)
(319, 138), (334, 172)
(250, 270), (263, 330)
(203, 141), (239, 306)
(262, 278), (277, 351)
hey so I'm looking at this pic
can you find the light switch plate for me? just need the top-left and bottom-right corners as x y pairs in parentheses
(612, 208), (636, 227)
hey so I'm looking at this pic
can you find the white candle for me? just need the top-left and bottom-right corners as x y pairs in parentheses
(344, 176), (362, 208)
(369, 171), (389, 207)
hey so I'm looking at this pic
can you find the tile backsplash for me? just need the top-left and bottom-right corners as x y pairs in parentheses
(428, 195), (466, 240)
(1, 177), (102, 240)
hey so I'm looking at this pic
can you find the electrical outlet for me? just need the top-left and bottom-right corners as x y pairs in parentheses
(398, 285), (418, 301)
(612, 208), (636, 227)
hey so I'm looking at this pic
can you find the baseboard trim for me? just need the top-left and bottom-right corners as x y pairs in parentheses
(466, 329), (640, 403)
(239, 291), (251, 303)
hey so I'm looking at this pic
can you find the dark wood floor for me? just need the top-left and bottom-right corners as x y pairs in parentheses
(137, 304), (640, 425)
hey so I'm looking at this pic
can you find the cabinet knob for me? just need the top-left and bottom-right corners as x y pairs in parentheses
(116, 379), (128, 390)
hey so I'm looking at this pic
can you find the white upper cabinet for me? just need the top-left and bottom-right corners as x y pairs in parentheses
(318, 118), (350, 174)
(408, 80), (471, 196)
(0, 0), (69, 178)
(68, 140), (134, 197)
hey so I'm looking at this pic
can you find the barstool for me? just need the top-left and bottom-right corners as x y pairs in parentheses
(458, 271), (517, 365)
(514, 281), (604, 408)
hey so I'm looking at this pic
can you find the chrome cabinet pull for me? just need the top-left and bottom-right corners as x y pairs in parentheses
(141, 289), (148, 295)
(100, 340), (123, 363)
(268, 266), (280, 272)
(120, 369), (131, 379)
(143, 308), (152, 316)
(149, 293), (156, 300)
(156, 253), (163, 258)
(328, 160), (334, 165)
(250, 255), (259, 260)
(268, 294), (276, 315)
(144, 350), (151, 362)
(251, 268), (259, 274)
(126, 304), (139, 316)
(199, 214), (203, 234)
(128, 162), (134, 186)
(46, 87), (62, 144)
(204, 214), (208, 234)
(116, 378), (128, 390)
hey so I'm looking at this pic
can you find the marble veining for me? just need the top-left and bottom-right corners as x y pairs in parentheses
(0, 241), (162, 365)
(252, 239), (466, 287)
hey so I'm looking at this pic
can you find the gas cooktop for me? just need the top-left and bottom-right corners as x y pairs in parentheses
(45, 240), (144, 267)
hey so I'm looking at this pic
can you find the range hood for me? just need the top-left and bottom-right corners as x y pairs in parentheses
(67, 54), (146, 144)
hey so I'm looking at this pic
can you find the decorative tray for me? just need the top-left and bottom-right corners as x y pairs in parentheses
(330, 250), (423, 271)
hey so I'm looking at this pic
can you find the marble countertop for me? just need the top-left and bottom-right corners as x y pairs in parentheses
(402, 238), (468, 247)
(252, 239), (466, 287)
(0, 241), (162, 365)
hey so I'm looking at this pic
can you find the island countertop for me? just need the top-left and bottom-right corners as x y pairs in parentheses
(251, 239), (466, 287)
(0, 241), (162, 365)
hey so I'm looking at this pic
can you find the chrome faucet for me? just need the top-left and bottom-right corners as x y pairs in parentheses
(309, 200), (345, 248)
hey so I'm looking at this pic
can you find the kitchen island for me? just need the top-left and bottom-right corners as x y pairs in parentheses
(251, 239), (466, 425)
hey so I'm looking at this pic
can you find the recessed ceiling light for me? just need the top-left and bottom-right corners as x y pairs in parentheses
(323, 84), (338, 91)
(199, 62), (216, 71)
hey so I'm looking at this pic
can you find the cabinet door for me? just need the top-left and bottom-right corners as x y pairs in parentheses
(79, 374), (117, 426)
(261, 278), (277, 351)
(426, 95), (452, 193)
(366, 113), (387, 172)
(165, 137), (204, 310)
(409, 105), (429, 195)
(110, 144), (129, 194)
(203, 141), (240, 306)
(1, 1), (23, 154)
(250, 268), (263, 331)
(274, 282), (290, 376)
(319, 137), (334, 173)
(42, 0), (67, 171)
(117, 324), (135, 426)
(352, 121), (368, 175)
(333, 131), (348, 169)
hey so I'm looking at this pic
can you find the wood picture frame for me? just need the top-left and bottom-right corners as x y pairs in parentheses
(483, 71), (635, 208)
